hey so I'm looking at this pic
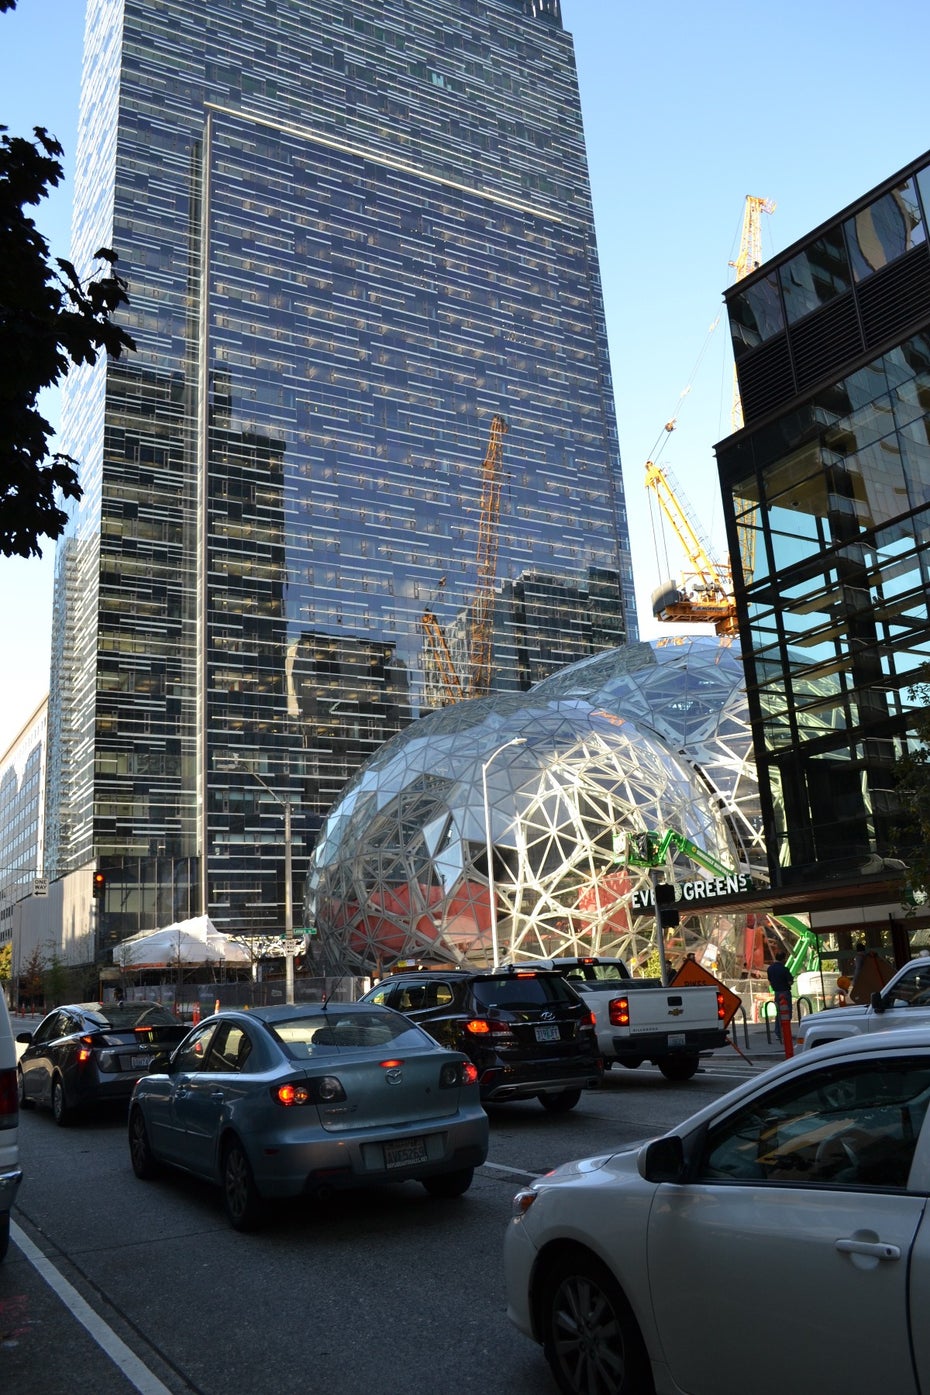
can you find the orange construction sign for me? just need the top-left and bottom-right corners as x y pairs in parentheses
(671, 955), (742, 1027)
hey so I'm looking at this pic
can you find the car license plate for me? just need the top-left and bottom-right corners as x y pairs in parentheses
(667, 1034), (685, 1048)
(384, 1138), (427, 1169)
(131, 1055), (150, 1070)
(535, 1024), (560, 1043)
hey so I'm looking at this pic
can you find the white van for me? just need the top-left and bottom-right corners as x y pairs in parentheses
(0, 991), (22, 1260)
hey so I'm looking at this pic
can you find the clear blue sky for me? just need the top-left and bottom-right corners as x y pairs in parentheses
(2, 0), (929, 753)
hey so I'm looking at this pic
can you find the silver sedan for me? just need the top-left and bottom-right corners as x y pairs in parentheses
(129, 1002), (489, 1230)
(505, 1029), (930, 1395)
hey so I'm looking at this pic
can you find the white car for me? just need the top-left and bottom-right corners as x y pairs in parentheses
(0, 993), (23, 1261)
(504, 1030), (930, 1395)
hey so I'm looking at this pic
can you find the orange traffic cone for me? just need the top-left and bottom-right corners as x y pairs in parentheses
(192, 1000), (200, 1025)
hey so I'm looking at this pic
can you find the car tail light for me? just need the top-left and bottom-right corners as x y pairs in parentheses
(585, 1009), (596, 1028)
(439, 1060), (478, 1088)
(0, 1066), (17, 1130)
(464, 1018), (514, 1041)
(272, 1075), (347, 1107)
(608, 996), (630, 1027)
(77, 1036), (95, 1064)
(716, 991), (726, 1022)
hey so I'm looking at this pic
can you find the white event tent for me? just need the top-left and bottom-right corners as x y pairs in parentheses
(112, 915), (251, 969)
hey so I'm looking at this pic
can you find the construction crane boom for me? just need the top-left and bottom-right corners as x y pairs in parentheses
(468, 414), (509, 699)
(645, 461), (738, 636)
(420, 415), (508, 706)
(419, 611), (465, 703)
(648, 196), (774, 631)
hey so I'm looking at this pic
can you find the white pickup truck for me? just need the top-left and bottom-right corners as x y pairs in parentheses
(543, 956), (727, 1082)
(798, 954), (930, 1050)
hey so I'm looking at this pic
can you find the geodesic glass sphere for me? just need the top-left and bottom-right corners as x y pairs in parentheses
(306, 637), (754, 971)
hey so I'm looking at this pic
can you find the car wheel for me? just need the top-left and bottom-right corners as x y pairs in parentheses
(421, 1167), (474, 1198)
(128, 1107), (159, 1179)
(657, 1055), (699, 1082)
(539, 1089), (581, 1113)
(0, 1212), (9, 1263)
(222, 1138), (265, 1232)
(52, 1076), (73, 1127)
(540, 1249), (653, 1395)
(17, 1067), (34, 1110)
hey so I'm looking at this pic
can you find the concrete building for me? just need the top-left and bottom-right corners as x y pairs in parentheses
(45, 0), (636, 955)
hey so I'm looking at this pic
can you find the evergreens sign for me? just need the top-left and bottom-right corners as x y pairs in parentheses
(631, 873), (754, 912)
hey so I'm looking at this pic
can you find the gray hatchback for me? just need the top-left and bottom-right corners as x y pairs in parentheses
(129, 1002), (489, 1230)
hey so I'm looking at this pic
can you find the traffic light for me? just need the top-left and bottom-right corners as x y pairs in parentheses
(654, 881), (679, 928)
(92, 870), (107, 900)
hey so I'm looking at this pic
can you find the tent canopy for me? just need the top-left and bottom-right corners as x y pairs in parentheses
(112, 915), (251, 968)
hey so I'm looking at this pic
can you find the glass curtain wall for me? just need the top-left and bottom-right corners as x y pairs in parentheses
(46, 0), (635, 937)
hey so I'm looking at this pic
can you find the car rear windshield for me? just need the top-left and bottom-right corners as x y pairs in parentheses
(472, 974), (579, 1011)
(563, 963), (631, 983)
(270, 1009), (430, 1058)
(89, 1004), (177, 1029)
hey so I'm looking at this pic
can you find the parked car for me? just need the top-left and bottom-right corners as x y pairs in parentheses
(129, 1002), (489, 1230)
(17, 1001), (189, 1124)
(505, 1029), (930, 1395)
(0, 993), (23, 1262)
(359, 966), (602, 1110)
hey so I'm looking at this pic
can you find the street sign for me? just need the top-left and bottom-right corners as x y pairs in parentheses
(33, 877), (48, 897)
(282, 938), (301, 955)
(279, 927), (317, 937)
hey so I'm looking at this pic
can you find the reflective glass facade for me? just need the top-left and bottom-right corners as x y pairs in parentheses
(719, 151), (930, 886)
(46, 0), (635, 939)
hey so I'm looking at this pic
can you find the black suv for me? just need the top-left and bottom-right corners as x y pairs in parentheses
(358, 967), (602, 1111)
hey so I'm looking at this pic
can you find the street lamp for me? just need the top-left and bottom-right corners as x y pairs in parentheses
(481, 736), (526, 968)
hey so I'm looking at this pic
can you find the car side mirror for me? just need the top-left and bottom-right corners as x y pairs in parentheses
(16, 1031), (34, 1044)
(870, 990), (885, 1014)
(637, 1134), (686, 1183)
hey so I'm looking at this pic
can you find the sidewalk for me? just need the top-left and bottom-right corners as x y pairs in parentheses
(710, 1019), (796, 1072)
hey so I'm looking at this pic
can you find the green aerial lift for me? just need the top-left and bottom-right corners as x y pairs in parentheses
(618, 828), (821, 975)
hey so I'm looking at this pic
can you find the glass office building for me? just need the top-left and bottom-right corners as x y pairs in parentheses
(46, 0), (635, 941)
(717, 150), (930, 889)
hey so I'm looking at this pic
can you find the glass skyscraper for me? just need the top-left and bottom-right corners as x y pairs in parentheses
(47, 0), (635, 941)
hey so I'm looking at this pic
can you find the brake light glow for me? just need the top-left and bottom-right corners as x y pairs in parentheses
(464, 1017), (513, 1038)
(608, 996), (630, 1027)
(462, 1062), (478, 1085)
(379, 1059), (403, 1069)
(272, 1075), (347, 1106)
(77, 1046), (92, 1063)
(276, 1083), (311, 1107)
(716, 991), (726, 1022)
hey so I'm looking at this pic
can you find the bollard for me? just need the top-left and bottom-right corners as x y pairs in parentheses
(776, 992), (794, 1057)
(191, 1000), (200, 1025)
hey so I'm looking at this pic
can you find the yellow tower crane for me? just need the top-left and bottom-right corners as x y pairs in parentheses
(420, 415), (509, 704)
(647, 196), (774, 630)
(730, 196), (775, 587)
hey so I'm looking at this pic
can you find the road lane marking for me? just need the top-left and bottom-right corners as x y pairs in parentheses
(11, 1221), (175, 1395)
(481, 1160), (545, 1180)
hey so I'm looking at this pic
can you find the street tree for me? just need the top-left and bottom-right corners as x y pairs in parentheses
(1, 0), (135, 557)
